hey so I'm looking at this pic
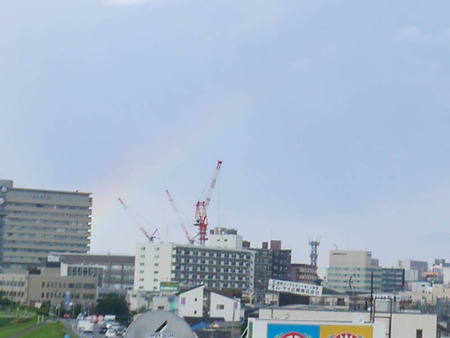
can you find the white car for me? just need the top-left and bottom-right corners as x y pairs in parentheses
(105, 328), (118, 338)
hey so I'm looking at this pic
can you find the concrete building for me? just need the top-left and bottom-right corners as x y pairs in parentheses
(0, 179), (92, 270)
(290, 263), (317, 285)
(381, 268), (405, 293)
(249, 240), (292, 303)
(0, 264), (98, 306)
(208, 227), (243, 250)
(0, 271), (28, 304)
(134, 242), (254, 293)
(397, 259), (429, 282)
(50, 253), (134, 290)
(328, 250), (382, 293)
(28, 266), (97, 306)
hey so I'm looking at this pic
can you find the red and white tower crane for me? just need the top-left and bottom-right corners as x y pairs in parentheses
(194, 160), (223, 246)
(118, 197), (158, 242)
(165, 189), (197, 245)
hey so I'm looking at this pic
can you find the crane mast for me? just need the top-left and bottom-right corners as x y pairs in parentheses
(194, 160), (223, 246)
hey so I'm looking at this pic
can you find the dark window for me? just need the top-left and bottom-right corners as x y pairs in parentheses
(416, 329), (423, 338)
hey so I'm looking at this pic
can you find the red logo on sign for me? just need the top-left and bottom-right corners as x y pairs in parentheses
(281, 333), (307, 338)
(335, 334), (359, 338)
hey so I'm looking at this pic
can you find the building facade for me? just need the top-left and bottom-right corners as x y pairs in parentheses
(0, 180), (92, 270)
(134, 242), (255, 293)
(51, 253), (134, 290)
(290, 263), (317, 285)
(208, 227), (243, 250)
(327, 250), (382, 293)
(249, 240), (291, 303)
(381, 268), (405, 293)
(397, 259), (429, 282)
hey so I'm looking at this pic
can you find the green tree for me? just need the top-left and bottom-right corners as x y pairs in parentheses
(94, 293), (129, 320)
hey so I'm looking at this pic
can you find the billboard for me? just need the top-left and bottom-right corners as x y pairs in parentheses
(160, 281), (179, 292)
(268, 279), (322, 296)
(266, 324), (373, 338)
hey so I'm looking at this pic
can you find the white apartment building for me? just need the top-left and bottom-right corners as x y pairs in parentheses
(134, 242), (254, 293)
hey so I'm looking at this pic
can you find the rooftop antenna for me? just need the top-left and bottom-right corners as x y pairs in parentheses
(309, 238), (320, 268)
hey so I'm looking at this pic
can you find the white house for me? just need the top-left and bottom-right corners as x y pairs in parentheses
(209, 292), (240, 322)
(178, 285), (204, 318)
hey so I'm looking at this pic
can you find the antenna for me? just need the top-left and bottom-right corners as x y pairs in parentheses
(309, 238), (320, 268)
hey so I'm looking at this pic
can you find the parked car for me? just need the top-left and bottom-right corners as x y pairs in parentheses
(99, 326), (108, 334)
(105, 328), (118, 337)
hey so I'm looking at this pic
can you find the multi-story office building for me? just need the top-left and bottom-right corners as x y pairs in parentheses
(397, 259), (428, 282)
(381, 268), (405, 293)
(290, 263), (317, 285)
(248, 240), (291, 303)
(50, 253), (134, 291)
(134, 242), (254, 293)
(0, 180), (92, 270)
(0, 264), (98, 306)
(327, 250), (382, 293)
(27, 265), (98, 306)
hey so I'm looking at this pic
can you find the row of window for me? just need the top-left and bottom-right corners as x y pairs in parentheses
(6, 217), (90, 227)
(40, 292), (95, 300)
(4, 227), (88, 236)
(0, 281), (26, 286)
(41, 281), (96, 289)
(7, 202), (90, 211)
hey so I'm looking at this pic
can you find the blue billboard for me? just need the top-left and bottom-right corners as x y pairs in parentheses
(267, 324), (321, 338)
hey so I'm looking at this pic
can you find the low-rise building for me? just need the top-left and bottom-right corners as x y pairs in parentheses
(0, 271), (28, 304)
(210, 292), (241, 322)
(27, 265), (98, 306)
(50, 253), (134, 290)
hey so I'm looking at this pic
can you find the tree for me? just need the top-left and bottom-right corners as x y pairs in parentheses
(94, 293), (129, 320)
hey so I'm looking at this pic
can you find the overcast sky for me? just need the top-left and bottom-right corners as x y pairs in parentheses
(2, 0), (450, 268)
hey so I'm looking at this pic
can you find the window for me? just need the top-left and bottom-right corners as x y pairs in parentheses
(141, 247), (146, 251)
(416, 330), (423, 338)
(216, 304), (224, 310)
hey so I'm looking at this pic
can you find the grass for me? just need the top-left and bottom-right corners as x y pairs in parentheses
(0, 318), (14, 327)
(0, 317), (37, 338)
(21, 321), (69, 338)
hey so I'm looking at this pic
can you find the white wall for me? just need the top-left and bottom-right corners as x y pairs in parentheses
(209, 233), (243, 250)
(178, 285), (204, 318)
(209, 292), (240, 322)
(126, 290), (148, 312)
(152, 296), (170, 311)
(134, 242), (173, 291)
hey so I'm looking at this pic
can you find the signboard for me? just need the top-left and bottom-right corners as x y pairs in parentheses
(267, 324), (373, 338)
(268, 279), (322, 297)
(160, 282), (179, 292)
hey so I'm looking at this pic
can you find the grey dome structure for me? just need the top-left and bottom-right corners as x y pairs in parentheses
(125, 310), (196, 338)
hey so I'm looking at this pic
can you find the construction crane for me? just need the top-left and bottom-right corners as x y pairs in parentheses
(194, 160), (223, 246)
(165, 190), (197, 245)
(118, 197), (158, 242)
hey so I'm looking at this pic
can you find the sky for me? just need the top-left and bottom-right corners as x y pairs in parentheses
(1, 0), (450, 268)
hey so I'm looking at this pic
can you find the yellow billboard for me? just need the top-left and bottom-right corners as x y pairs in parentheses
(320, 325), (373, 338)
